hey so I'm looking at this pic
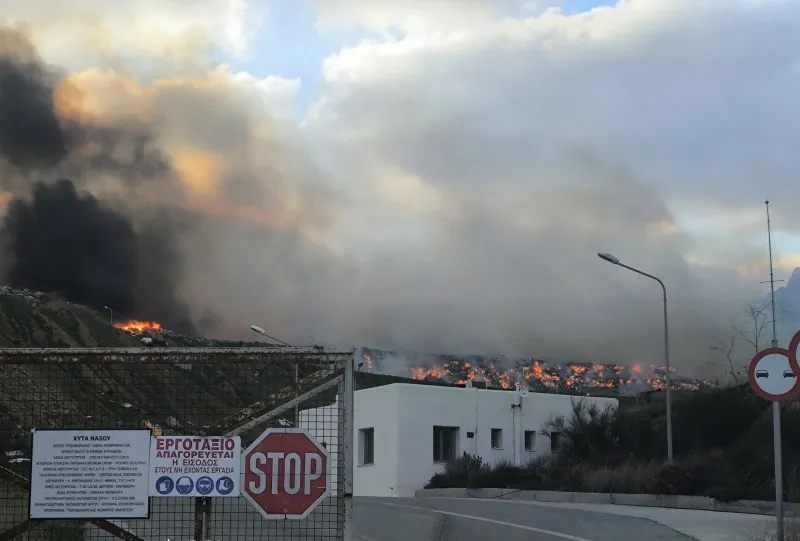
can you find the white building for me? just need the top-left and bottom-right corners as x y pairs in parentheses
(299, 382), (618, 498)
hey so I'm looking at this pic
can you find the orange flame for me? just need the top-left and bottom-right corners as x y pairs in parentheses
(114, 320), (162, 333)
(359, 349), (715, 393)
(404, 358), (714, 393)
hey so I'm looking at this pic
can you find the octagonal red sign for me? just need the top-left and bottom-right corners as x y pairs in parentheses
(242, 428), (330, 520)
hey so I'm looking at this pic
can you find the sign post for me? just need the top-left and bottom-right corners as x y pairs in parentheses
(749, 341), (800, 541)
(242, 428), (330, 520)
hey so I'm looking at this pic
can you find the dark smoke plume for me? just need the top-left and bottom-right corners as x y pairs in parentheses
(0, 26), (195, 333)
(4, 180), (137, 311)
(0, 49), (66, 167)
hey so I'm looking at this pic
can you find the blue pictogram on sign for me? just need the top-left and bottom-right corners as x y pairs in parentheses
(155, 476), (174, 495)
(175, 476), (194, 495)
(216, 476), (234, 495)
(196, 476), (214, 495)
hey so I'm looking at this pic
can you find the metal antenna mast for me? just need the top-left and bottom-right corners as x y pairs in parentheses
(766, 200), (779, 347)
(766, 199), (785, 541)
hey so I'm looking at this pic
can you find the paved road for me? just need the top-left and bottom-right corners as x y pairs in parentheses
(354, 497), (696, 541)
(85, 496), (694, 541)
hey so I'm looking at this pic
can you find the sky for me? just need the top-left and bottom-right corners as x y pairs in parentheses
(2, 0), (800, 375)
(229, 0), (622, 114)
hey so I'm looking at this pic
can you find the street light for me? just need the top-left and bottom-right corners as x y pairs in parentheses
(250, 325), (298, 424)
(597, 252), (673, 464)
(104, 306), (113, 324)
(249, 325), (292, 346)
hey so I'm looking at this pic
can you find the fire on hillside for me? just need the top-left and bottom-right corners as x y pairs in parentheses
(114, 320), (162, 333)
(109, 322), (717, 394)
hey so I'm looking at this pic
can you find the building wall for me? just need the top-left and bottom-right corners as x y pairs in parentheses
(299, 383), (618, 498)
(352, 385), (401, 497)
(298, 386), (403, 498)
(393, 384), (618, 497)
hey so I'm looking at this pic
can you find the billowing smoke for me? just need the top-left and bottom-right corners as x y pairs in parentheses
(0, 4), (786, 379)
(4, 180), (138, 312)
(0, 26), (194, 332)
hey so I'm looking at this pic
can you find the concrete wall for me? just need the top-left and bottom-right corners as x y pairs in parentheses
(299, 383), (618, 499)
(415, 487), (800, 517)
(352, 385), (401, 497)
(298, 386), (403, 498)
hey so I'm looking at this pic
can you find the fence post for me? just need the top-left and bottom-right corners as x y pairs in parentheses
(342, 353), (355, 541)
(194, 496), (210, 540)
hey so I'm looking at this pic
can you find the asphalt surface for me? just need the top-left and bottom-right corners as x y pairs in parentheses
(353, 497), (697, 541)
(84, 496), (695, 540)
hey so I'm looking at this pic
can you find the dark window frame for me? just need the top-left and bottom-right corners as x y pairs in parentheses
(433, 425), (459, 462)
(490, 428), (503, 449)
(359, 427), (375, 466)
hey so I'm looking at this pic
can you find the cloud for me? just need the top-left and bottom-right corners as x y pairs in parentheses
(2, 0), (268, 69)
(2, 1), (799, 377)
(312, 0), (508, 34)
(299, 0), (800, 368)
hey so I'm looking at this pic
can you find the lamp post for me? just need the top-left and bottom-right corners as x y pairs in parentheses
(598, 252), (673, 464)
(249, 325), (292, 346)
(104, 306), (113, 325)
(249, 325), (298, 423)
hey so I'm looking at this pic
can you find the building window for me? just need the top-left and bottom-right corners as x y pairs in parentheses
(433, 426), (459, 462)
(550, 432), (563, 452)
(359, 428), (374, 466)
(490, 428), (503, 449)
(524, 431), (536, 451)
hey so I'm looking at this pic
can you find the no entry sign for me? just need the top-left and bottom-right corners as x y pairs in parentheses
(242, 428), (330, 520)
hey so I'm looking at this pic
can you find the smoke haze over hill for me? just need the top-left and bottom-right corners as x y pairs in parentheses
(0, 2), (798, 376)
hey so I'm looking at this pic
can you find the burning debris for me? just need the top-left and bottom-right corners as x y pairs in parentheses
(361, 348), (717, 394)
(112, 318), (278, 348)
(114, 320), (162, 334)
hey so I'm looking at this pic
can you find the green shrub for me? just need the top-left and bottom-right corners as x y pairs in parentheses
(424, 452), (488, 489)
(468, 459), (541, 489)
(650, 452), (726, 496)
(577, 460), (660, 494)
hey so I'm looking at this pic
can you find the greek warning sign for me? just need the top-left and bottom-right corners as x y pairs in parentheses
(149, 436), (241, 497)
(29, 429), (151, 519)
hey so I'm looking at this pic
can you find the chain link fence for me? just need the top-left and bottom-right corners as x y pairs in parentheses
(0, 347), (355, 541)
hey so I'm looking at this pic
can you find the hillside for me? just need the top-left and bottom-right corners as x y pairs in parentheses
(0, 287), (487, 460)
(0, 285), (710, 458)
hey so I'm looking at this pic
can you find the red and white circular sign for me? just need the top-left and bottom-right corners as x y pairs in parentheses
(789, 330), (800, 378)
(242, 428), (330, 520)
(748, 347), (800, 402)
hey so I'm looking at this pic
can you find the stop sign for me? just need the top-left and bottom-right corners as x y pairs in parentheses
(241, 428), (330, 520)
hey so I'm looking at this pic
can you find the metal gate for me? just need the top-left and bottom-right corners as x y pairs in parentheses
(0, 347), (355, 541)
